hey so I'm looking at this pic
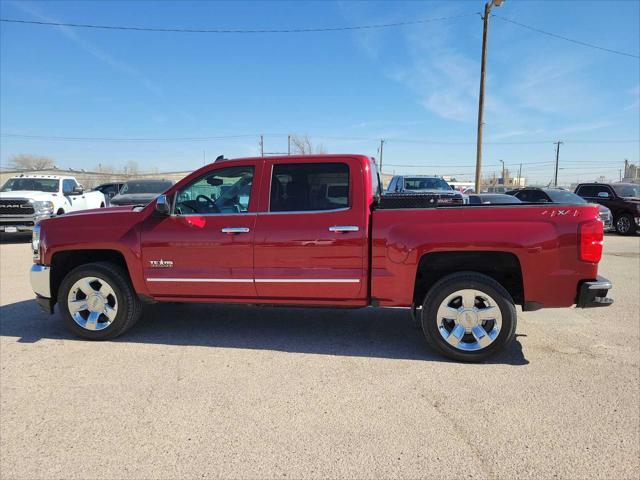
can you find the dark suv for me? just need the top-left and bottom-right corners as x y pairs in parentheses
(574, 183), (640, 235)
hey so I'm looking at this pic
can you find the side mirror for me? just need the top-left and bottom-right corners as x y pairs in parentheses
(71, 186), (84, 195)
(597, 191), (610, 198)
(107, 191), (116, 198)
(155, 194), (170, 215)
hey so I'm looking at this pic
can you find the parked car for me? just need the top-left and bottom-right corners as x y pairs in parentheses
(386, 175), (463, 205)
(29, 154), (611, 362)
(0, 175), (105, 233)
(92, 182), (124, 206)
(466, 194), (522, 205)
(110, 179), (174, 206)
(506, 187), (613, 231)
(574, 183), (640, 235)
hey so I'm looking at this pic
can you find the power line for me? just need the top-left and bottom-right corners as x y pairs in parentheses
(0, 14), (476, 34)
(2, 132), (637, 145)
(493, 15), (640, 59)
(0, 133), (260, 142)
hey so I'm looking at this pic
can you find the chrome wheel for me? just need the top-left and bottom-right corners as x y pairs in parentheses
(436, 289), (502, 351)
(616, 216), (631, 234)
(67, 277), (118, 331)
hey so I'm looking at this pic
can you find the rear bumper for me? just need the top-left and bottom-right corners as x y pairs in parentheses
(30, 264), (54, 313)
(576, 276), (613, 308)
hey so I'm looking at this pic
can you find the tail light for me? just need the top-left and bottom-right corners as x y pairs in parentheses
(579, 220), (603, 263)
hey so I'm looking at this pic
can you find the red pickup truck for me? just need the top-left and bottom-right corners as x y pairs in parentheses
(29, 154), (612, 361)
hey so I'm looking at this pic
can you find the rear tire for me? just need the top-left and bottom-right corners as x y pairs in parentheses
(58, 261), (142, 340)
(615, 214), (635, 235)
(421, 272), (517, 362)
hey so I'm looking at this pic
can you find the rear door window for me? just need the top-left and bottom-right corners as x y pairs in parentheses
(269, 162), (350, 212)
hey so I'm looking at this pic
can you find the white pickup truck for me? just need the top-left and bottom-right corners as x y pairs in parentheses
(0, 174), (106, 233)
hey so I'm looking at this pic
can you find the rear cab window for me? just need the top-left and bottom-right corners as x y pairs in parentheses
(269, 162), (350, 212)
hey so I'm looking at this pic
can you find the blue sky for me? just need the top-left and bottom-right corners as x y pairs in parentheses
(1, 0), (638, 185)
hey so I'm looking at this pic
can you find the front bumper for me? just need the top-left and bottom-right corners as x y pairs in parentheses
(599, 213), (613, 231)
(0, 213), (51, 232)
(576, 276), (613, 308)
(30, 264), (54, 313)
(0, 214), (35, 232)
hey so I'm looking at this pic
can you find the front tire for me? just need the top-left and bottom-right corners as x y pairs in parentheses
(58, 262), (142, 340)
(421, 272), (517, 362)
(615, 214), (635, 235)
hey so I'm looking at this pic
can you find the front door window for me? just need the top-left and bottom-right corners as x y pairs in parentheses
(175, 166), (254, 215)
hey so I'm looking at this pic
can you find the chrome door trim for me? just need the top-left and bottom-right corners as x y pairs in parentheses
(147, 278), (253, 283)
(254, 278), (360, 283)
(146, 278), (361, 284)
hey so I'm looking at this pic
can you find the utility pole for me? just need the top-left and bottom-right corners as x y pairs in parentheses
(379, 139), (385, 173)
(518, 163), (522, 187)
(287, 135), (291, 155)
(553, 140), (563, 187)
(475, 0), (505, 194)
(260, 135), (264, 157)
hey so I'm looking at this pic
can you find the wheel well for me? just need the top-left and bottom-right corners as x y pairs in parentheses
(56, 208), (65, 215)
(413, 251), (524, 306)
(50, 250), (129, 301)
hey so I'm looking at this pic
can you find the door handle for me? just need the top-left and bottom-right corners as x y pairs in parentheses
(328, 226), (359, 233)
(221, 227), (250, 234)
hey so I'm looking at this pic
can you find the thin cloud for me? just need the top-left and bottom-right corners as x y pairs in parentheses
(9, 1), (163, 97)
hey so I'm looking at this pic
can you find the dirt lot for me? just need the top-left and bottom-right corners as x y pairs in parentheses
(0, 233), (638, 479)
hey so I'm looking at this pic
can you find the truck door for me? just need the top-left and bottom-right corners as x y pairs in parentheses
(140, 162), (260, 299)
(253, 158), (367, 301)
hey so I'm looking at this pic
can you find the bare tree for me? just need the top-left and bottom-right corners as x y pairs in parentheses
(123, 160), (139, 177)
(8, 154), (55, 170)
(290, 134), (326, 155)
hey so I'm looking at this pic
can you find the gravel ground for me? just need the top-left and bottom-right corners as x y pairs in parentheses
(1, 233), (638, 479)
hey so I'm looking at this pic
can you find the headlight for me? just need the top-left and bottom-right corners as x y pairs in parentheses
(31, 200), (54, 216)
(32, 224), (41, 260)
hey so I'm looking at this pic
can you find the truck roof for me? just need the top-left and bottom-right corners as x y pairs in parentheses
(214, 154), (372, 164)
(10, 174), (74, 180)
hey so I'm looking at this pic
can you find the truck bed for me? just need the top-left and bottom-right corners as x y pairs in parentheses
(370, 203), (601, 308)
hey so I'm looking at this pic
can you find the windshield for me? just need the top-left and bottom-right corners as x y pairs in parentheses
(612, 184), (640, 198)
(545, 190), (587, 204)
(0, 178), (59, 193)
(403, 177), (451, 191)
(120, 181), (172, 194)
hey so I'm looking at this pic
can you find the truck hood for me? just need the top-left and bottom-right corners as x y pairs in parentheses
(63, 205), (135, 217)
(0, 191), (57, 200)
(110, 193), (158, 206)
